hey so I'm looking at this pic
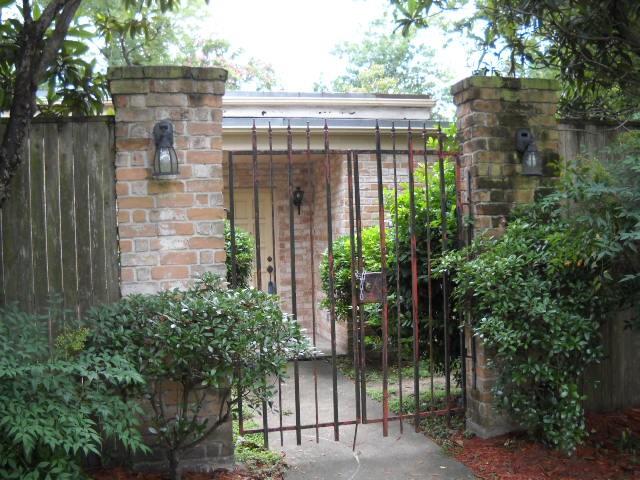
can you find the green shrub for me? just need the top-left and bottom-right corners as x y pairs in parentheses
(87, 274), (308, 480)
(0, 305), (147, 479)
(225, 220), (254, 288)
(441, 132), (640, 453)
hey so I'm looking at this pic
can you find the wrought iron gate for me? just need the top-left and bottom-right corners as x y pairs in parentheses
(226, 119), (466, 448)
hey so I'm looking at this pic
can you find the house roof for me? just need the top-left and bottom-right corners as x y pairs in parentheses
(222, 91), (438, 132)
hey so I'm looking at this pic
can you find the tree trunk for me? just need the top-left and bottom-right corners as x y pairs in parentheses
(168, 449), (181, 480)
(0, 0), (82, 207)
(0, 24), (39, 205)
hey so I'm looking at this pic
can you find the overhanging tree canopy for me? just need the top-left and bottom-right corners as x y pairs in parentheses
(392, 0), (640, 119)
(0, 0), (187, 205)
(0, 0), (278, 207)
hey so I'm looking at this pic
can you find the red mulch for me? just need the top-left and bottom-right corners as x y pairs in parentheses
(90, 467), (259, 480)
(453, 408), (640, 480)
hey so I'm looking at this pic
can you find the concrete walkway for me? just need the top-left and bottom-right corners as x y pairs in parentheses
(265, 359), (475, 480)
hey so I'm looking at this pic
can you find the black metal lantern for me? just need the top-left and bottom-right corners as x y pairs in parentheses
(152, 120), (179, 176)
(516, 128), (543, 176)
(292, 186), (304, 215)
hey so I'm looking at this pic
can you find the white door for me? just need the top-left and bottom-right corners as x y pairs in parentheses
(224, 188), (276, 290)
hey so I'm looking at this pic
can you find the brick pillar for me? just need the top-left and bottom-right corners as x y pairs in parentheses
(108, 67), (231, 471)
(108, 66), (228, 296)
(451, 76), (560, 437)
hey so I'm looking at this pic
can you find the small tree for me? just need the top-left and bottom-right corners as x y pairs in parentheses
(88, 274), (308, 480)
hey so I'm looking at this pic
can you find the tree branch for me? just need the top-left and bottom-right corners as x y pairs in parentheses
(0, 0), (82, 207)
(36, 0), (83, 81)
(22, 0), (32, 23)
(179, 388), (231, 451)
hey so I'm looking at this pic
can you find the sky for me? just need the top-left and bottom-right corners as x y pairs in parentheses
(193, 0), (477, 92)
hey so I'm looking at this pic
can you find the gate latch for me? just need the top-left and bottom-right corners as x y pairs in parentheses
(357, 270), (384, 304)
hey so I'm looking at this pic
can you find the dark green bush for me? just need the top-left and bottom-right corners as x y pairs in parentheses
(0, 305), (147, 479)
(87, 274), (308, 480)
(225, 220), (254, 288)
(441, 132), (640, 453)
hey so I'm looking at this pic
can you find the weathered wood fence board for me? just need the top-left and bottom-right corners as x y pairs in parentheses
(558, 121), (634, 164)
(0, 117), (119, 317)
(558, 120), (640, 412)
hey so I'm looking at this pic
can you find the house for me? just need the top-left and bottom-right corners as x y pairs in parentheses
(222, 92), (439, 352)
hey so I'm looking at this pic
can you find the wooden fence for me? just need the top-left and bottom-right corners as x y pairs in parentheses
(0, 117), (119, 317)
(558, 120), (640, 411)
(558, 120), (639, 163)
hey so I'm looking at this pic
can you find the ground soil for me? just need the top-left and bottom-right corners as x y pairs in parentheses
(451, 407), (640, 480)
(90, 467), (267, 480)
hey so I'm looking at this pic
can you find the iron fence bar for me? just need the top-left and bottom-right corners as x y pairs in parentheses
(252, 121), (263, 292)
(241, 407), (466, 435)
(346, 151), (361, 422)
(287, 122), (303, 446)
(324, 121), (340, 442)
(455, 155), (467, 412)
(267, 123), (284, 447)
(374, 121), (390, 437)
(437, 125), (451, 424)
(228, 152), (238, 288)
(228, 152), (244, 435)
(261, 365), (269, 447)
(353, 152), (367, 423)
(307, 122), (321, 444)
(423, 128), (435, 411)
(228, 149), (458, 156)
(252, 122), (270, 448)
(407, 123), (420, 431)
(466, 167), (477, 391)
(269, 123), (278, 293)
(391, 123), (403, 433)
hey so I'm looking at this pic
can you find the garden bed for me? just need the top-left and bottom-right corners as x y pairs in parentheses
(452, 407), (640, 480)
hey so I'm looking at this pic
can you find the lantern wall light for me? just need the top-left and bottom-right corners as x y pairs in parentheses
(292, 186), (304, 215)
(516, 128), (543, 176)
(152, 120), (179, 177)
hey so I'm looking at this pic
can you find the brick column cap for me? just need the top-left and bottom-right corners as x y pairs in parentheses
(451, 76), (560, 96)
(107, 66), (228, 96)
(107, 65), (228, 82)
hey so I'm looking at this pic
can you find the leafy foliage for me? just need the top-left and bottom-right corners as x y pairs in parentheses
(440, 132), (640, 452)
(83, 0), (181, 67)
(320, 147), (458, 360)
(233, 411), (285, 480)
(81, 0), (279, 90)
(0, 0), (277, 117)
(175, 37), (279, 91)
(0, 5), (107, 116)
(0, 304), (147, 479)
(317, 18), (453, 118)
(225, 220), (254, 288)
(87, 274), (308, 480)
(392, 0), (640, 119)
